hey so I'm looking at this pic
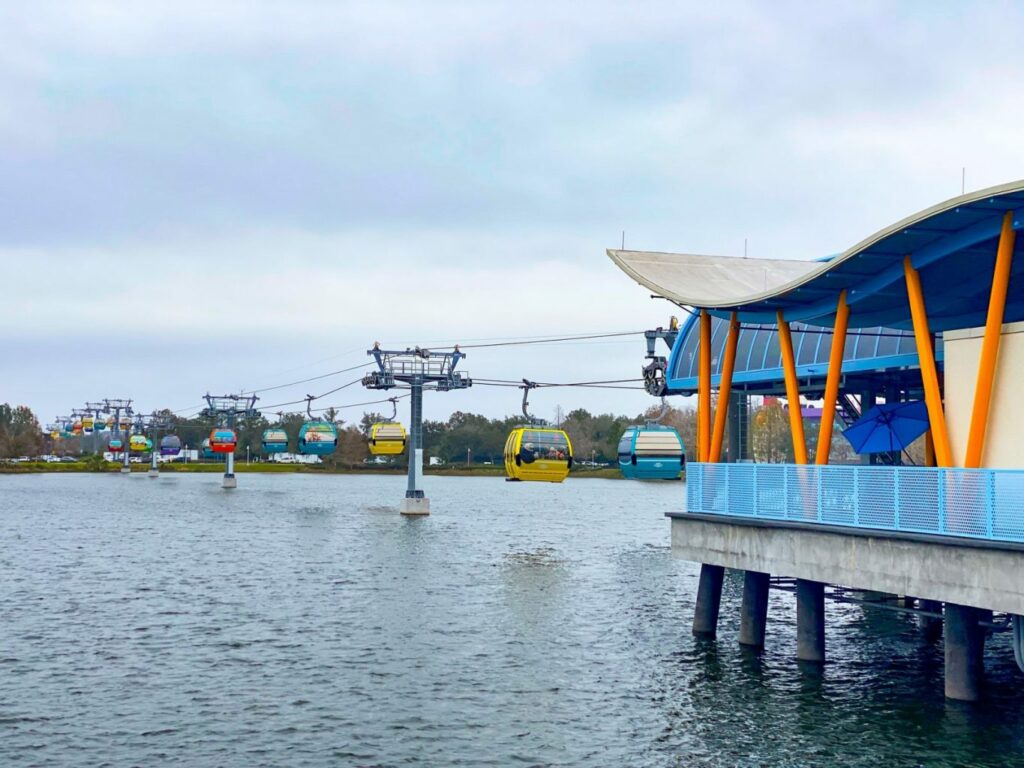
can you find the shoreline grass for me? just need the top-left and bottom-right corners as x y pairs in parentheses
(0, 461), (636, 480)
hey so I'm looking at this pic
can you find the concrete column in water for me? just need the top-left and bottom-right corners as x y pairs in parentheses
(149, 435), (159, 477)
(945, 603), (985, 701)
(796, 579), (825, 663)
(400, 378), (429, 516)
(222, 450), (237, 489)
(120, 422), (131, 474)
(739, 571), (771, 648)
(692, 564), (725, 637)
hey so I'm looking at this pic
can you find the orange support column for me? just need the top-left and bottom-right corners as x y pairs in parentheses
(903, 256), (953, 468)
(777, 310), (808, 464)
(709, 312), (740, 463)
(698, 309), (712, 463)
(815, 292), (849, 465)
(965, 211), (1016, 468)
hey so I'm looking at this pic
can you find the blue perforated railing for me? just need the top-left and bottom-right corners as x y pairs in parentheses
(686, 462), (1024, 544)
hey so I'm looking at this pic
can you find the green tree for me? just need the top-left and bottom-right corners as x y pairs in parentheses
(751, 400), (791, 463)
(0, 404), (44, 458)
(337, 425), (369, 468)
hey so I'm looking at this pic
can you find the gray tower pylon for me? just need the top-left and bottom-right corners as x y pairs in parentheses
(362, 344), (471, 515)
(104, 399), (134, 473)
(201, 394), (259, 489)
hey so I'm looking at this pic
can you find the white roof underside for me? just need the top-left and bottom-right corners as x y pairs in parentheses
(606, 250), (820, 308)
(607, 179), (1024, 310)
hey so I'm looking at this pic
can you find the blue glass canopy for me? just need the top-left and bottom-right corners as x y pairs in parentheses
(667, 312), (942, 395)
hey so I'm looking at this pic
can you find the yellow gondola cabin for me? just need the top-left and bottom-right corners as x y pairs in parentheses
(369, 423), (407, 456)
(503, 427), (573, 483)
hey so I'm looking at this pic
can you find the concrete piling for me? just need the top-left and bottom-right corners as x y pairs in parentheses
(222, 452), (237, 489)
(739, 571), (770, 648)
(693, 564), (725, 638)
(944, 603), (985, 701)
(796, 579), (826, 663)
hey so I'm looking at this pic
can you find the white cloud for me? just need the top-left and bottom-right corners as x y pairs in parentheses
(3, 1), (1024, 420)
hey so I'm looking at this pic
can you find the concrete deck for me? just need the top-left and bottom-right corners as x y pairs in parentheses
(670, 513), (1024, 615)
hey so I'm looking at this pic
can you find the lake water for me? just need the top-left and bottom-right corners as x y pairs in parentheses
(2, 472), (1023, 766)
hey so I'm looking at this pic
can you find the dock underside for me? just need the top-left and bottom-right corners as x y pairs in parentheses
(671, 513), (1024, 615)
(672, 513), (1024, 700)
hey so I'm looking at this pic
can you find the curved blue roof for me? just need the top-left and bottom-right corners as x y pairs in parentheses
(611, 180), (1024, 332)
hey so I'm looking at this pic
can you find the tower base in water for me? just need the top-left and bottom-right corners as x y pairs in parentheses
(120, 466), (131, 474)
(400, 496), (430, 516)
(147, 469), (159, 478)
(222, 474), (237, 489)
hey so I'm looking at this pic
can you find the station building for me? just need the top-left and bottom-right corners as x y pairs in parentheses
(610, 180), (1024, 700)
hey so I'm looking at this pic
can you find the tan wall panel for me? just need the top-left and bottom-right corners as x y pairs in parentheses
(945, 322), (1024, 469)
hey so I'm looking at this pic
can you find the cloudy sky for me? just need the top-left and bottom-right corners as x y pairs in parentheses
(4, 1), (1024, 426)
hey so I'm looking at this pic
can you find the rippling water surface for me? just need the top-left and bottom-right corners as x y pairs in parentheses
(2, 473), (1024, 766)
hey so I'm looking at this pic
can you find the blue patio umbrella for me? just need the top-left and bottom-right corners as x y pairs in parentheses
(842, 400), (931, 455)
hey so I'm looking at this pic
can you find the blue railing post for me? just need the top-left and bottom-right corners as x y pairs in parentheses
(853, 465), (860, 527)
(816, 466), (823, 524)
(689, 464), (697, 512)
(986, 470), (994, 539)
(752, 463), (759, 518)
(938, 469), (946, 535)
(783, 466), (790, 519)
(697, 463), (704, 511)
(724, 463), (730, 514)
(893, 467), (901, 530)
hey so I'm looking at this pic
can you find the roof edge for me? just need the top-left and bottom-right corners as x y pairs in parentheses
(608, 178), (1024, 309)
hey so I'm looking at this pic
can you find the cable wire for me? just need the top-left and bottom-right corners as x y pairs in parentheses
(437, 330), (644, 350)
(241, 362), (373, 395)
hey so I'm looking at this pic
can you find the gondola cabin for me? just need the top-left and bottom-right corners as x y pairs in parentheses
(261, 428), (289, 454)
(201, 438), (216, 460)
(71, 420), (83, 435)
(160, 435), (182, 456)
(82, 416), (94, 434)
(109, 438), (124, 454)
(617, 425), (685, 480)
(298, 421), (337, 455)
(209, 429), (237, 454)
(129, 435), (151, 453)
(369, 423), (406, 456)
(504, 427), (573, 483)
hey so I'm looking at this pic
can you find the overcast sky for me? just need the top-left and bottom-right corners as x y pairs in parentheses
(4, 1), (1024, 426)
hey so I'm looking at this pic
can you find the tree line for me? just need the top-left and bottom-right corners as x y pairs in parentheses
(5, 399), (894, 465)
